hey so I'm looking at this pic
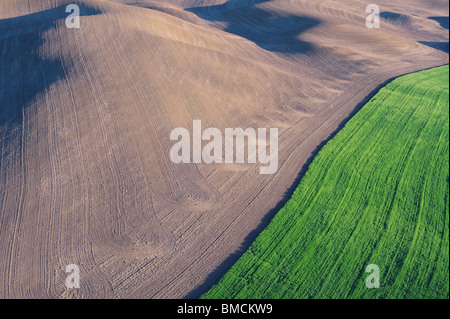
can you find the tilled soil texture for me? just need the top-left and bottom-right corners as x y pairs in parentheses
(0, 0), (448, 298)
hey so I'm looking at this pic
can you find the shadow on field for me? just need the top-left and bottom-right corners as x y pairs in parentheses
(184, 68), (441, 298)
(186, 0), (320, 54)
(379, 11), (412, 29)
(429, 16), (449, 30)
(380, 12), (408, 21)
(0, 5), (100, 127)
(418, 41), (449, 53)
(417, 16), (449, 53)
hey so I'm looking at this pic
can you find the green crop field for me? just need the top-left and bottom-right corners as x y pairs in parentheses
(203, 65), (449, 299)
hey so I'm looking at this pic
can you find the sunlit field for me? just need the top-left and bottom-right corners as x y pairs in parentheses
(203, 65), (449, 299)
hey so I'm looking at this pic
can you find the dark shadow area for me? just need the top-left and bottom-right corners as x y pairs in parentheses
(0, 5), (101, 127)
(380, 12), (405, 20)
(429, 16), (449, 30)
(416, 16), (449, 54)
(186, 0), (320, 54)
(184, 68), (442, 298)
(419, 41), (449, 53)
(380, 11), (410, 26)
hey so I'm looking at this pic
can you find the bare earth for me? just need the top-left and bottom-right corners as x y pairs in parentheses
(0, 0), (448, 298)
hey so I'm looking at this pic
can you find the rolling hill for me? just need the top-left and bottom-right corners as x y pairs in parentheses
(0, 0), (448, 298)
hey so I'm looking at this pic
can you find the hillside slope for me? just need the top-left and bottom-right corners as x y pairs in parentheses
(0, 0), (448, 298)
(203, 65), (449, 299)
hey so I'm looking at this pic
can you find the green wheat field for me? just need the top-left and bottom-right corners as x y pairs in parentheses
(203, 65), (449, 299)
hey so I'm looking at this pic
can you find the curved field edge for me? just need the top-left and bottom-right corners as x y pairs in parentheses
(202, 65), (449, 299)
